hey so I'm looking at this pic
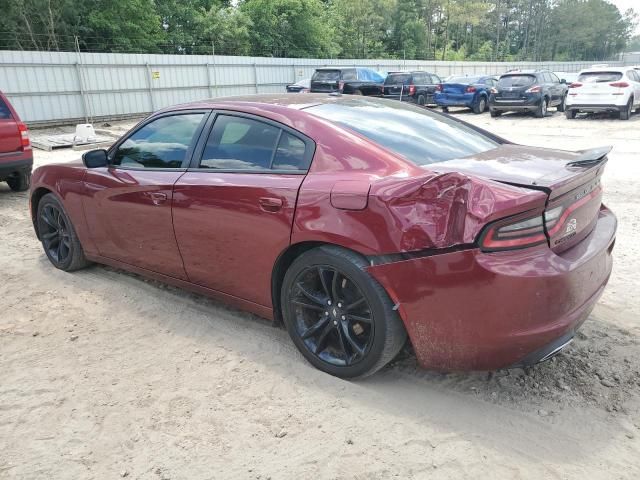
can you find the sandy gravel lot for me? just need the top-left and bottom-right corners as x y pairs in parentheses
(1, 107), (640, 479)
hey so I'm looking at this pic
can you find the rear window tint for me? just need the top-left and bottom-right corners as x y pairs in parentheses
(307, 98), (498, 166)
(448, 76), (481, 84)
(498, 75), (536, 88)
(577, 72), (623, 83)
(0, 98), (12, 120)
(385, 74), (411, 85)
(312, 70), (341, 82)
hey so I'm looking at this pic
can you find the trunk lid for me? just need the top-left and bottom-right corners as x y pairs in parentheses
(311, 70), (342, 93)
(430, 144), (609, 253)
(442, 83), (470, 94)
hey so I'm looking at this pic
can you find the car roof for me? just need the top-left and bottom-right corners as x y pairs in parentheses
(578, 66), (630, 73)
(315, 67), (357, 71)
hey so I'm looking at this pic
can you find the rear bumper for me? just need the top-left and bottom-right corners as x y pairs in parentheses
(383, 94), (417, 103)
(0, 154), (33, 180)
(490, 96), (542, 111)
(566, 104), (625, 113)
(434, 94), (475, 107)
(367, 206), (616, 371)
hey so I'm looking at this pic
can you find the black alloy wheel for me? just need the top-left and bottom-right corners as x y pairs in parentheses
(290, 265), (373, 367)
(281, 246), (407, 378)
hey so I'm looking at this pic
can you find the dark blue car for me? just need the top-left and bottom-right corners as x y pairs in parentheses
(434, 75), (498, 114)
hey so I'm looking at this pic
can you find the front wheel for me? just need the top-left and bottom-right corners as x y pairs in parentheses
(557, 94), (567, 112)
(281, 246), (407, 379)
(441, 106), (449, 113)
(473, 96), (487, 114)
(37, 193), (91, 272)
(7, 171), (30, 192)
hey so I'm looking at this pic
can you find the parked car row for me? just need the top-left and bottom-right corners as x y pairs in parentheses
(287, 65), (640, 121)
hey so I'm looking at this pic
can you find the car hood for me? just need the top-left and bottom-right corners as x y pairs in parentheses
(428, 144), (611, 198)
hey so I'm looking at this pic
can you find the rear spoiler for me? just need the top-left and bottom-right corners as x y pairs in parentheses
(566, 146), (612, 168)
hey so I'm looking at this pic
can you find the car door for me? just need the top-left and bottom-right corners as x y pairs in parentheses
(82, 110), (209, 279)
(546, 72), (561, 105)
(630, 70), (640, 107)
(172, 112), (315, 307)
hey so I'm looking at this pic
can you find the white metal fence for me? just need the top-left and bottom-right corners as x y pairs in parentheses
(0, 50), (627, 126)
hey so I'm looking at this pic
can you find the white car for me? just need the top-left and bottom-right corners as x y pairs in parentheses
(565, 66), (640, 120)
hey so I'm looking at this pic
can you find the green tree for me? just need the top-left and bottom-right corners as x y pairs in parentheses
(200, 5), (253, 55)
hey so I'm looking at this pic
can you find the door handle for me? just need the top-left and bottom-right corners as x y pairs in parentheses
(148, 192), (168, 205)
(258, 197), (283, 212)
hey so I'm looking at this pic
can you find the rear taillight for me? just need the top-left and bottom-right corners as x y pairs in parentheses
(408, 84), (416, 95)
(526, 85), (542, 93)
(436, 84), (443, 92)
(466, 86), (477, 93)
(18, 122), (31, 150)
(338, 80), (345, 92)
(609, 82), (629, 88)
(569, 82), (583, 88)
(479, 212), (547, 251)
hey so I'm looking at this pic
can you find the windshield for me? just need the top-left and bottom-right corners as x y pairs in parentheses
(385, 74), (411, 85)
(578, 72), (623, 83)
(312, 70), (341, 82)
(306, 98), (499, 165)
(498, 75), (536, 88)
(448, 76), (480, 84)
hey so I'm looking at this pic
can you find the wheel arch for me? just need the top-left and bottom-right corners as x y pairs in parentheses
(271, 241), (369, 326)
(30, 187), (55, 239)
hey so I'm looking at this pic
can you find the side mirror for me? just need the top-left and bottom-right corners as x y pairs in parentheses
(82, 149), (109, 168)
(560, 78), (567, 84)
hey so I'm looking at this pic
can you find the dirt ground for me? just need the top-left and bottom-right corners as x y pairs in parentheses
(1, 107), (640, 479)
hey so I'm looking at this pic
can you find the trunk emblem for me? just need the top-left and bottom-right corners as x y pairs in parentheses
(566, 218), (578, 234)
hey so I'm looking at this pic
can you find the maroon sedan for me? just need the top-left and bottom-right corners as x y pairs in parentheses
(29, 95), (616, 378)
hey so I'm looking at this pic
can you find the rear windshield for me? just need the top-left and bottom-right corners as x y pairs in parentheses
(385, 73), (411, 85)
(0, 98), (12, 120)
(307, 99), (499, 165)
(447, 76), (480, 84)
(577, 72), (623, 83)
(498, 75), (536, 87)
(312, 70), (341, 82)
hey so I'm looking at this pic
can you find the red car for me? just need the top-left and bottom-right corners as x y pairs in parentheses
(0, 91), (32, 191)
(29, 95), (616, 378)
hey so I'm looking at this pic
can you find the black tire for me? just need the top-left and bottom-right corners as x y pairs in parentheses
(36, 193), (91, 272)
(565, 109), (577, 119)
(534, 97), (548, 118)
(473, 96), (487, 114)
(7, 171), (30, 192)
(352, 89), (363, 96)
(557, 94), (567, 112)
(281, 246), (407, 379)
(442, 106), (449, 113)
(620, 98), (633, 120)
(417, 94), (426, 106)
(490, 108), (502, 118)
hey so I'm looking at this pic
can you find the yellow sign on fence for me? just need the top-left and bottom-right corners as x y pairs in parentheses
(151, 71), (160, 80)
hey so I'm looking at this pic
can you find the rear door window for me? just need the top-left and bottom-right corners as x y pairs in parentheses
(385, 73), (411, 85)
(577, 72), (623, 83)
(0, 97), (13, 120)
(200, 115), (310, 171)
(498, 75), (536, 88)
(342, 69), (357, 81)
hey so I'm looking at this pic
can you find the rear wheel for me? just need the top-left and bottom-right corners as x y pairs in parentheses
(534, 97), (548, 118)
(281, 246), (407, 379)
(352, 89), (363, 96)
(473, 96), (487, 114)
(565, 109), (577, 119)
(620, 98), (633, 120)
(417, 94), (426, 106)
(37, 193), (91, 272)
(442, 106), (449, 113)
(7, 171), (30, 192)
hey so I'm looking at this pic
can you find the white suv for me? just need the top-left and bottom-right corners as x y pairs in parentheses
(565, 66), (640, 120)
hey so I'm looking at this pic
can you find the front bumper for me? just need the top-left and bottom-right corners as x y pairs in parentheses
(367, 206), (616, 371)
(0, 155), (33, 181)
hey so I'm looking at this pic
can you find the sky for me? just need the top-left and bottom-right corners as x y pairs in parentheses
(609, 0), (640, 34)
